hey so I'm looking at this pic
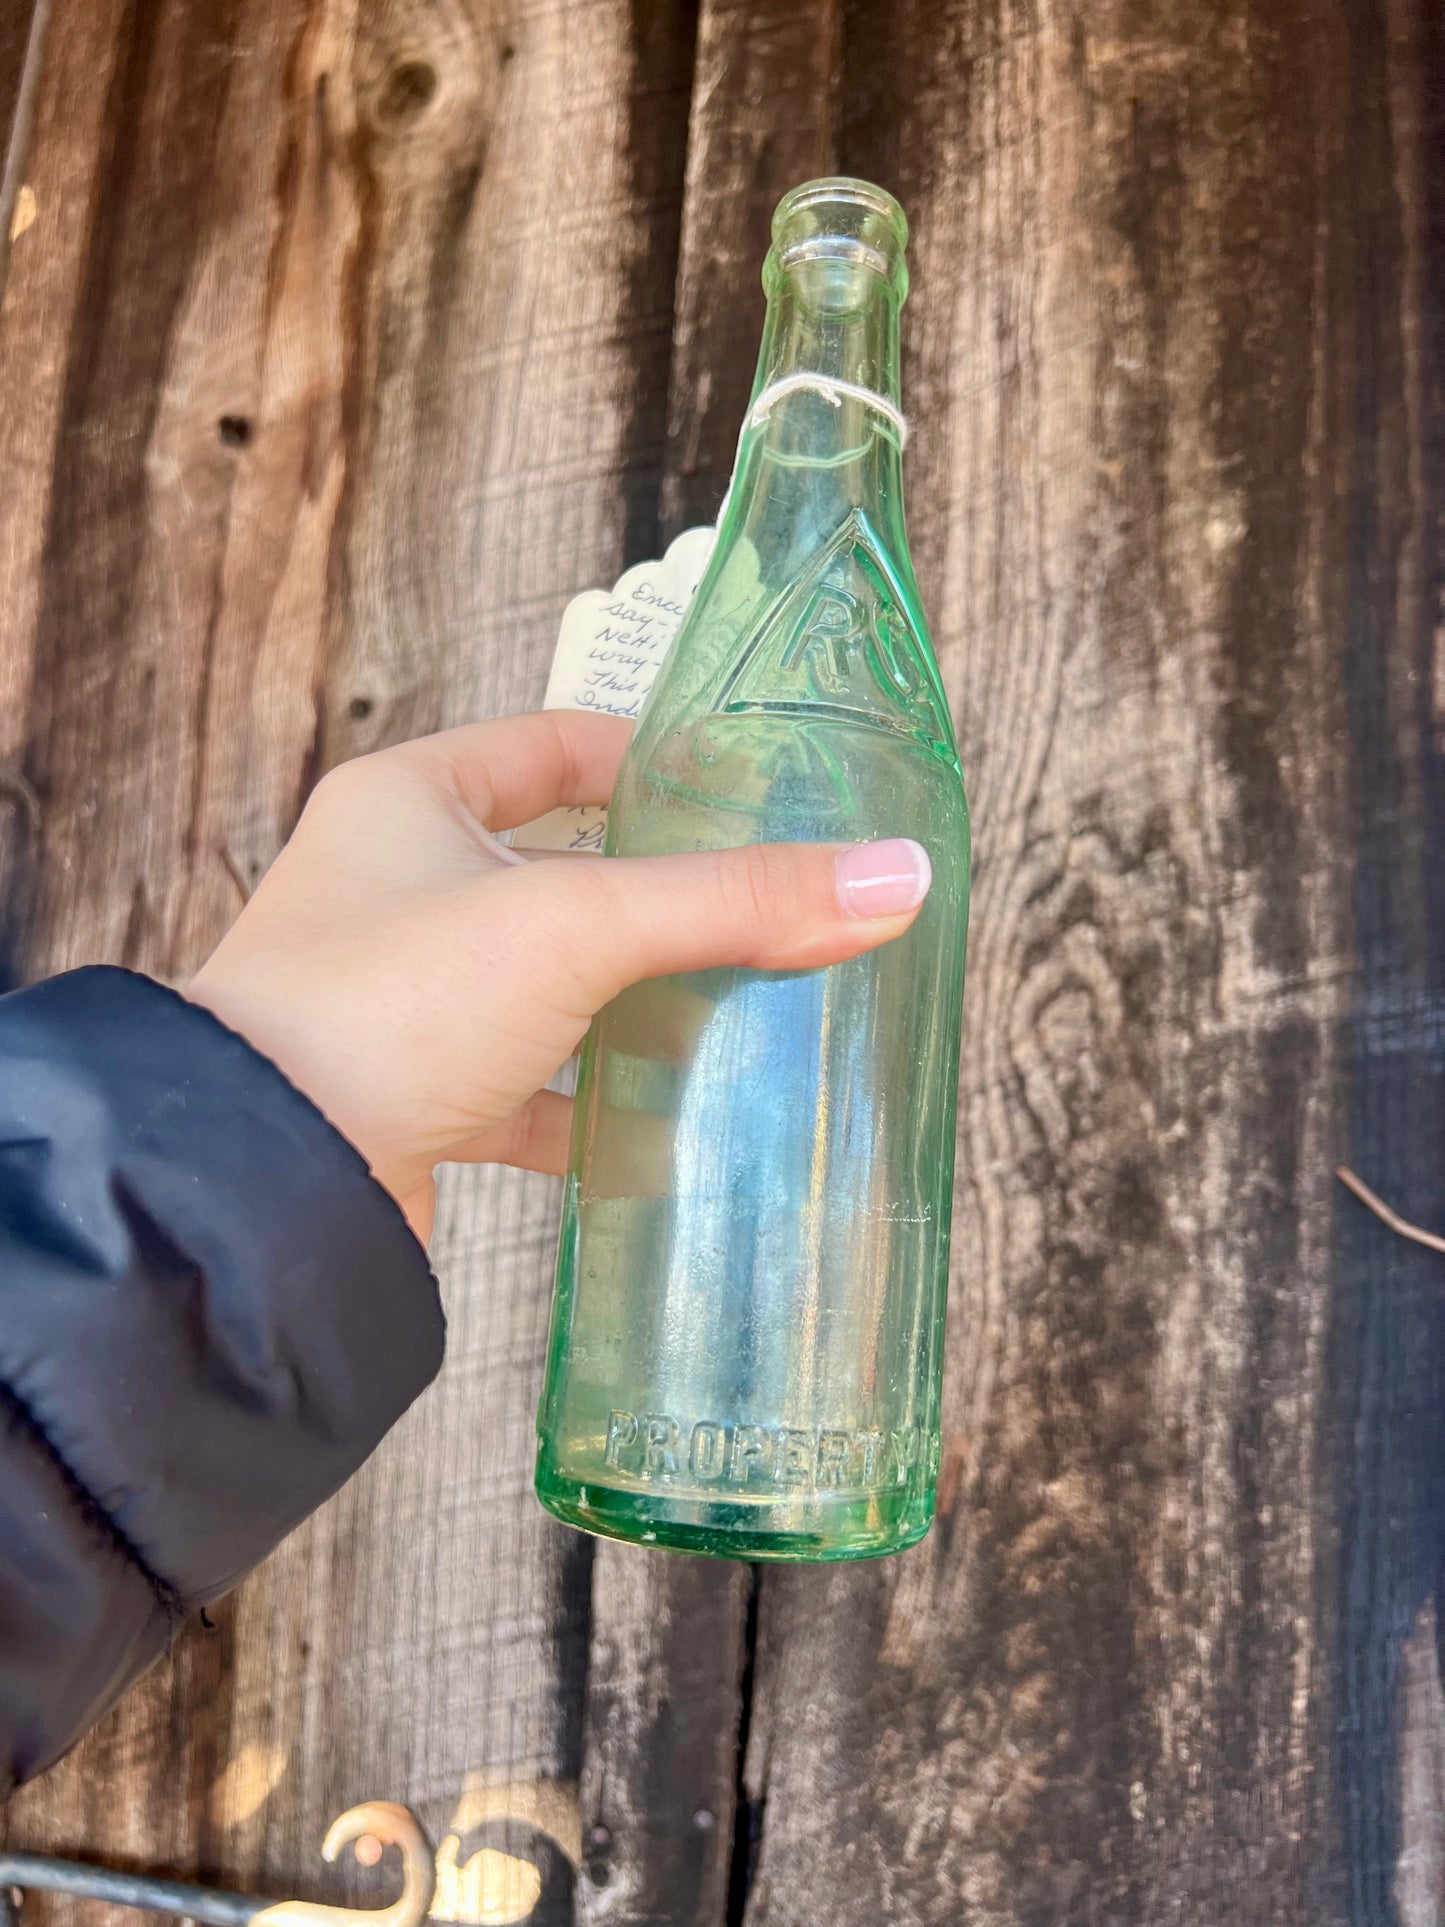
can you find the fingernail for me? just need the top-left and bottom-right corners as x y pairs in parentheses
(834, 838), (932, 919)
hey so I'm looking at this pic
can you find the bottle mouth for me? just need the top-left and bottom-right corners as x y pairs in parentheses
(767, 177), (909, 305)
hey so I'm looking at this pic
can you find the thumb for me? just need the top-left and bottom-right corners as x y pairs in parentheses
(501, 836), (934, 1018)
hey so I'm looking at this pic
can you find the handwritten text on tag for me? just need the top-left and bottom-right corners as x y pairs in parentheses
(511, 527), (715, 853)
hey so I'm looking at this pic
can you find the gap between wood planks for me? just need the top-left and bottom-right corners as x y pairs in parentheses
(725, 1570), (763, 1923)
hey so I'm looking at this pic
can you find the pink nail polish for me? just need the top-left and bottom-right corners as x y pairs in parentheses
(834, 838), (933, 919)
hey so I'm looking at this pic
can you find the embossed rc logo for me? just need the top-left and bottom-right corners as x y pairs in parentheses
(710, 510), (950, 746)
(779, 583), (872, 677)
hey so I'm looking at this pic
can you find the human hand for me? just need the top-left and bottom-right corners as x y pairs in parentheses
(189, 711), (932, 1243)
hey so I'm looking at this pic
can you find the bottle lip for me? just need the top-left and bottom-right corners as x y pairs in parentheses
(773, 177), (909, 249)
(768, 177), (909, 301)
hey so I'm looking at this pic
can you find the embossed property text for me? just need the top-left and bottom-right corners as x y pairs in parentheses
(603, 1410), (929, 1493)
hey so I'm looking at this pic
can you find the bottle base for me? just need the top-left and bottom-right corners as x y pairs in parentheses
(534, 1466), (934, 1563)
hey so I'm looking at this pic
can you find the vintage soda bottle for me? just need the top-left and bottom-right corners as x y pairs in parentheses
(535, 178), (970, 1559)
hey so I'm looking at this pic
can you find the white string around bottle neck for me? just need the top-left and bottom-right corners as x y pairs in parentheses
(744, 372), (910, 447)
(714, 372), (909, 530)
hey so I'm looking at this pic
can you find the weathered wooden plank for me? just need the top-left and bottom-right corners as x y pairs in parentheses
(573, 7), (836, 1922)
(272, 6), (699, 1924)
(730, 0), (1445, 1922)
(0, 0), (337, 1878)
(657, 0), (839, 535)
(0, 0), (125, 986)
(0, 8), (696, 1927)
(1332, 1), (1445, 1916)
(315, 0), (699, 789)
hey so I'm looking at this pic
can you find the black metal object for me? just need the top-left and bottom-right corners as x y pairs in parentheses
(0, 1803), (434, 1927)
(0, 1855), (258, 1926)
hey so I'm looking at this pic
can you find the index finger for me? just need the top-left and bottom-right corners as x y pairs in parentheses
(411, 710), (634, 830)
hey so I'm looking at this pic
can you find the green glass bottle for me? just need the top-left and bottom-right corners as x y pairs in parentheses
(535, 178), (970, 1560)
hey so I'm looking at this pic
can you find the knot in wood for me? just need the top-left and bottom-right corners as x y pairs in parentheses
(376, 59), (438, 128)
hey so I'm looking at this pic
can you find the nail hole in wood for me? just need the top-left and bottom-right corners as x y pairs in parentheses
(218, 415), (253, 449)
(348, 696), (374, 721)
(378, 60), (438, 124)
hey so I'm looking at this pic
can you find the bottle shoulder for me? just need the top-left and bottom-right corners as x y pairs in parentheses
(637, 509), (957, 768)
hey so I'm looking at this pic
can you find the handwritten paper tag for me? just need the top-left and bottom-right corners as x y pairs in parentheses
(511, 525), (716, 853)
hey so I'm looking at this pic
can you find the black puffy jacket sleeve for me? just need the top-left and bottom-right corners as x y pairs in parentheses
(0, 967), (445, 1796)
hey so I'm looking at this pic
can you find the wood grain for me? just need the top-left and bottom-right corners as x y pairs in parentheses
(1332, 0), (1445, 1916)
(0, 6), (695, 1925)
(733, 0), (1445, 1922)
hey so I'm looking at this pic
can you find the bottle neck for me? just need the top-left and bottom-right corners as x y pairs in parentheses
(724, 261), (908, 581)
